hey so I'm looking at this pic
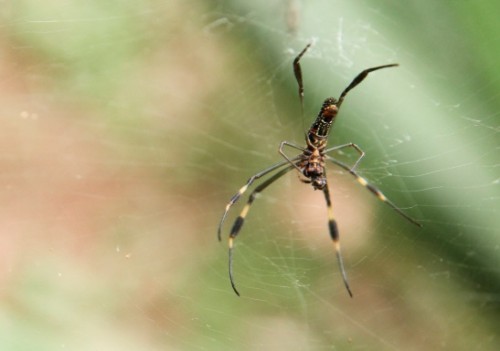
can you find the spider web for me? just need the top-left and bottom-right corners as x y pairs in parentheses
(1, 1), (499, 350)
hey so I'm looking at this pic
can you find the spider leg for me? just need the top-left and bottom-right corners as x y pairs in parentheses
(326, 156), (422, 227)
(279, 141), (307, 174)
(218, 160), (294, 241)
(324, 142), (365, 171)
(337, 64), (398, 107)
(323, 182), (353, 297)
(293, 43), (312, 115)
(228, 165), (295, 296)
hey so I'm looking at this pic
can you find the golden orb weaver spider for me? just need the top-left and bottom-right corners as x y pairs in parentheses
(218, 43), (422, 297)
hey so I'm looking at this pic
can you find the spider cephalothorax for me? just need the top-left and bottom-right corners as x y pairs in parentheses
(297, 146), (327, 190)
(218, 43), (421, 297)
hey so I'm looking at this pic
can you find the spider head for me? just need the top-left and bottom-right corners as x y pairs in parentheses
(301, 154), (327, 190)
(308, 174), (327, 190)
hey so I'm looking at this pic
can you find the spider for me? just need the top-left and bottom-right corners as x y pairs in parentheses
(218, 43), (422, 297)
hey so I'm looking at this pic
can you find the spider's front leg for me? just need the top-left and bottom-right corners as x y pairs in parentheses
(322, 183), (353, 297)
(326, 156), (422, 227)
(218, 160), (292, 241)
(227, 166), (294, 296)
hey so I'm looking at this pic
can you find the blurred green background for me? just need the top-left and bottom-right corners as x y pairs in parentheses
(1, 1), (498, 350)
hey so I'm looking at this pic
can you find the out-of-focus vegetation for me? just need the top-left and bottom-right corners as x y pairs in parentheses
(0, 1), (498, 350)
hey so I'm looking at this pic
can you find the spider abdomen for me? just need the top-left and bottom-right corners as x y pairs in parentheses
(308, 97), (338, 139)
